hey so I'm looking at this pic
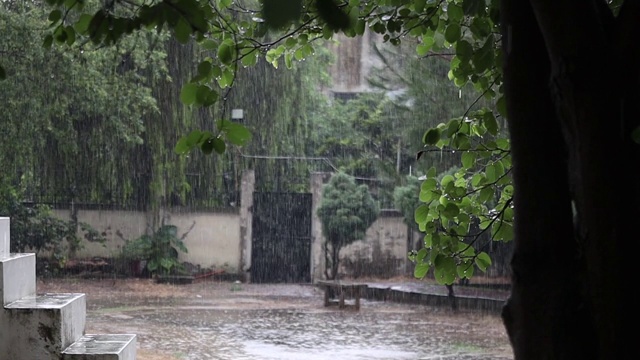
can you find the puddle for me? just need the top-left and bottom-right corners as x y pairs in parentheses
(87, 301), (512, 360)
(40, 279), (512, 360)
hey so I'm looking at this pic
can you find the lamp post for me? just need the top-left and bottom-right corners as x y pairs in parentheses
(230, 109), (244, 206)
(231, 109), (244, 123)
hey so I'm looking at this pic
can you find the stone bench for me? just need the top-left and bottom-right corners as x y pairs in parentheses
(316, 280), (368, 310)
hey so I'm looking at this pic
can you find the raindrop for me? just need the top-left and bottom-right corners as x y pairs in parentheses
(252, 17), (265, 23)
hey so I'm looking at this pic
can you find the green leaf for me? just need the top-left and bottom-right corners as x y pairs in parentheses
(478, 186), (494, 203)
(496, 96), (507, 118)
(422, 128), (441, 145)
(65, 26), (76, 45)
(447, 4), (464, 22)
(197, 60), (212, 78)
(441, 175), (455, 187)
(200, 39), (218, 50)
(444, 24), (461, 43)
(74, 14), (93, 34)
(472, 35), (494, 73)
(195, 85), (218, 106)
(317, 0), (351, 31)
(420, 178), (437, 192)
(174, 137), (190, 154)
(200, 140), (214, 155)
(175, 16), (192, 44)
(355, 19), (366, 35)
(414, 204), (429, 224)
(211, 137), (226, 154)
(217, 41), (234, 64)
(262, 0), (302, 29)
(433, 255), (457, 285)
(180, 83), (198, 105)
(461, 152), (475, 169)
(484, 111), (498, 135)
(186, 129), (206, 146)
(457, 262), (475, 278)
(285, 53), (293, 69)
(475, 251), (492, 272)
(424, 234), (433, 248)
(485, 163), (497, 182)
(217, 68), (235, 88)
(223, 122), (252, 145)
(443, 203), (460, 218)
(463, 0), (484, 16)
(492, 222), (514, 241)
(417, 35), (435, 56)
(49, 9), (62, 23)
(455, 40), (473, 60)
(241, 50), (258, 67)
(200, 136), (226, 155)
(414, 263), (430, 279)
(43, 34), (54, 49)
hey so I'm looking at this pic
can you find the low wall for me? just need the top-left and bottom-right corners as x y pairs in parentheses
(339, 211), (410, 278)
(53, 208), (241, 272)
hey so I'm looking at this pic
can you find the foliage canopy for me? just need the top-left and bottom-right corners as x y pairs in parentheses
(16, 0), (512, 284)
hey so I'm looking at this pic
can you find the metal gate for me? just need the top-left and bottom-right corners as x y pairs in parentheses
(251, 192), (312, 283)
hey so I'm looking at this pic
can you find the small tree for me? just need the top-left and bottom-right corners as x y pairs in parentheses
(317, 172), (379, 280)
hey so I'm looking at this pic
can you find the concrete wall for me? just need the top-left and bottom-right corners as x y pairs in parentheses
(340, 213), (409, 276)
(53, 208), (241, 272)
(167, 211), (240, 270)
(47, 170), (411, 279)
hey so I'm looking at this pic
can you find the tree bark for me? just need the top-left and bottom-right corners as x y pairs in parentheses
(500, 1), (596, 359)
(502, 1), (640, 358)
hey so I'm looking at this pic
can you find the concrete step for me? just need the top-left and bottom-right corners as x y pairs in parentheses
(2, 293), (86, 359)
(62, 334), (137, 360)
(0, 253), (36, 305)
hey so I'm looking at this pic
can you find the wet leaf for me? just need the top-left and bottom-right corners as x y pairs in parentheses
(414, 263), (430, 279)
(422, 128), (440, 145)
(475, 252), (492, 272)
(414, 204), (429, 224)
(262, 0), (302, 29)
(223, 122), (252, 146)
(180, 83), (198, 105)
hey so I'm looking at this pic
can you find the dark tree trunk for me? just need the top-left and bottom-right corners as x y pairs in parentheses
(501, 1), (640, 358)
(446, 284), (458, 312)
(323, 241), (340, 280)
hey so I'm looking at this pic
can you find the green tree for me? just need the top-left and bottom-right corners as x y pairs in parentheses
(317, 172), (379, 279)
(26, 0), (638, 357)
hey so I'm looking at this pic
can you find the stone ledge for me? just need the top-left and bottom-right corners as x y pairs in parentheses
(63, 334), (137, 360)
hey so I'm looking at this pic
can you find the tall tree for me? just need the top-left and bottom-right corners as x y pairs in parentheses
(499, 1), (637, 358)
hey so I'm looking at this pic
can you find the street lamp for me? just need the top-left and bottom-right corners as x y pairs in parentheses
(231, 109), (244, 123)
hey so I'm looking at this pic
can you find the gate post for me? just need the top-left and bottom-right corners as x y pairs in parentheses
(310, 172), (332, 282)
(239, 169), (255, 283)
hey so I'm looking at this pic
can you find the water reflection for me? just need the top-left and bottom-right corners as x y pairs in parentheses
(86, 295), (511, 360)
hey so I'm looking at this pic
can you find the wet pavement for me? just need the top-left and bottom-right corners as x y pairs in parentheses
(44, 280), (515, 360)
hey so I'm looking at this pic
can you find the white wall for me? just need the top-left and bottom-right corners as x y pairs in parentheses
(53, 208), (241, 272)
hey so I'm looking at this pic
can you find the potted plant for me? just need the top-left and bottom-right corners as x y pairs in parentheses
(121, 223), (191, 277)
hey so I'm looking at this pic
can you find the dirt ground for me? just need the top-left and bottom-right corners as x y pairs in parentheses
(37, 277), (513, 360)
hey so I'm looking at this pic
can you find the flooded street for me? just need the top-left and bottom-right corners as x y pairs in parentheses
(40, 279), (513, 360)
